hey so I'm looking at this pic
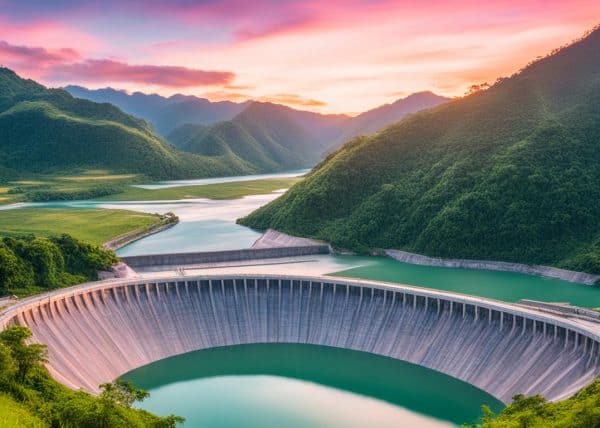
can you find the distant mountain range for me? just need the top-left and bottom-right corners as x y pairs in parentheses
(240, 27), (600, 275)
(65, 85), (449, 164)
(64, 85), (250, 136)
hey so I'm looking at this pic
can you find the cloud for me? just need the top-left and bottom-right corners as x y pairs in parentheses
(202, 90), (327, 109)
(0, 40), (235, 87)
(259, 93), (326, 108)
(203, 90), (252, 102)
(0, 40), (80, 67)
(50, 59), (235, 87)
(225, 84), (255, 90)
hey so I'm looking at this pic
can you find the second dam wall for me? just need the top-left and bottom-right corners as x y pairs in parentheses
(121, 246), (330, 269)
(2, 275), (600, 403)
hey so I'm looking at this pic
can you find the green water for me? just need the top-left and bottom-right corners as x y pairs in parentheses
(124, 344), (503, 427)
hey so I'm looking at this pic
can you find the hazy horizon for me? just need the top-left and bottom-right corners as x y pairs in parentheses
(0, 0), (599, 114)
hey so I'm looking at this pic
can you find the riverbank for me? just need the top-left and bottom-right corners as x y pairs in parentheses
(103, 212), (179, 251)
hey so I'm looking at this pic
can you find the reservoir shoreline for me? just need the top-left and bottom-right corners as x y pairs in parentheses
(103, 213), (179, 251)
(384, 249), (600, 286)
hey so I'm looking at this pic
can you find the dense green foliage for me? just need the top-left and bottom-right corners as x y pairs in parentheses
(240, 27), (600, 274)
(24, 185), (125, 202)
(0, 234), (117, 296)
(0, 326), (182, 427)
(473, 380), (600, 427)
(0, 68), (261, 180)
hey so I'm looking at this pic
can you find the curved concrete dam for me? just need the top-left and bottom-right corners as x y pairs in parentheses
(2, 275), (600, 403)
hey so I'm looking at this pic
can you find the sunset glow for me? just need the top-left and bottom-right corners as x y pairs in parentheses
(0, 0), (598, 113)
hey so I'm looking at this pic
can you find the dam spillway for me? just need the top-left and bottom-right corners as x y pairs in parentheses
(1, 275), (600, 403)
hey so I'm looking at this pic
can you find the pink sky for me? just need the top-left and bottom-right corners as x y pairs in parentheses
(0, 0), (598, 114)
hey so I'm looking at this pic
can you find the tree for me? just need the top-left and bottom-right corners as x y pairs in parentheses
(0, 326), (47, 382)
(0, 342), (16, 379)
(24, 238), (65, 289)
(100, 379), (149, 408)
(0, 244), (33, 294)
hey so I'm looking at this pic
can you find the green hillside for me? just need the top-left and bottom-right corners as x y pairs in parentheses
(477, 379), (600, 428)
(240, 27), (600, 274)
(0, 68), (255, 180)
(0, 394), (45, 428)
(168, 101), (343, 172)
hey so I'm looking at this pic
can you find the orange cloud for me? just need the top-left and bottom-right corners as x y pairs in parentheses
(259, 93), (326, 108)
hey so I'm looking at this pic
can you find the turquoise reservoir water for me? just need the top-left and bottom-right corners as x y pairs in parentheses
(329, 256), (600, 307)
(124, 344), (503, 427)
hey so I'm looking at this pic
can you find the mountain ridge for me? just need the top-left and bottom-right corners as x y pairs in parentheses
(64, 85), (250, 135)
(65, 85), (449, 150)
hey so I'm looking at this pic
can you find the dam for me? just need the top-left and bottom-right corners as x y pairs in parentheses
(2, 274), (600, 404)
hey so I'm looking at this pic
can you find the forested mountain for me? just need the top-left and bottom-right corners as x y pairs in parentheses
(0, 68), (267, 179)
(65, 85), (249, 135)
(240, 27), (600, 274)
(168, 102), (348, 171)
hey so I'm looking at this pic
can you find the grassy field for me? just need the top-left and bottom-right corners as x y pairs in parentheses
(0, 170), (142, 204)
(101, 177), (301, 201)
(0, 169), (301, 204)
(0, 208), (161, 245)
(0, 394), (46, 428)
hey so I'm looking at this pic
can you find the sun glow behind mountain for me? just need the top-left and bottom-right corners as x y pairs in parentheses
(0, 0), (598, 113)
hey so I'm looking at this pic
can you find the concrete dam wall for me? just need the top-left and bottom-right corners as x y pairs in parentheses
(121, 246), (329, 269)
(2, 275), (600, 403)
